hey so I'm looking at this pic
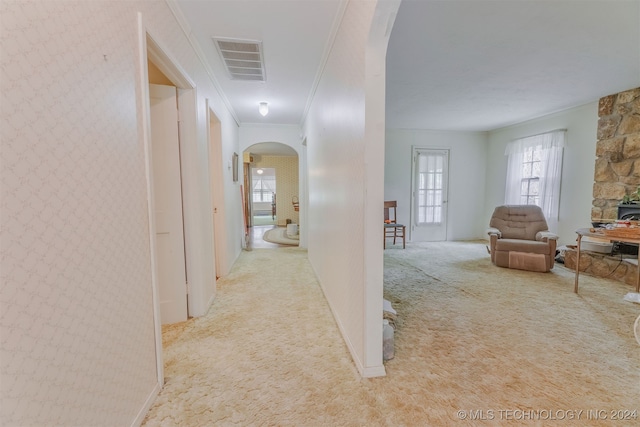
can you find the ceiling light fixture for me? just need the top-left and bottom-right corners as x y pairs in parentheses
(259, 102), (269, 117)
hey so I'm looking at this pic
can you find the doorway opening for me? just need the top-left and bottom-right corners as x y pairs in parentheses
(138, 15), (203, 394)
(251, 167), (276, 226)
(242, 143), (299, 250)
(410, 147), (449, 242)
(242, 143), (299, 231)
(148, 81), (189, 325)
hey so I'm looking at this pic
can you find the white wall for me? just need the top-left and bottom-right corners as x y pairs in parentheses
(1, 1), (240, 425)
(385, 104), (598, 246)
(240, 124), (302, 153)
(485, 102), (598, 246)
(385, 130), (489, 240)
(302, 0), (400, 378)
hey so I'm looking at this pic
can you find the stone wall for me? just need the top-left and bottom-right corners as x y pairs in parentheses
(564, 248), (638, 288)
(592, 87), (640, 220)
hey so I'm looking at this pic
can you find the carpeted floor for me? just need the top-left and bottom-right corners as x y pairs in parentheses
(142, 242), (640, 426)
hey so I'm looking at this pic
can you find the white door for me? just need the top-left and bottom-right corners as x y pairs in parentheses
(207, 111), (225, 278)
(411, 148), (449, 242)
(150, 84), (188, 325)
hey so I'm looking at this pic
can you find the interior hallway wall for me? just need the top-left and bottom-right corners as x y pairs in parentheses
(302, 0), (400, 377)
(1, 1), (240, 425)
(484, 102), (599, 246)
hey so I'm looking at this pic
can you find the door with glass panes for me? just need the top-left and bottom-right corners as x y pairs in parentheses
(411, 148), (449, 241)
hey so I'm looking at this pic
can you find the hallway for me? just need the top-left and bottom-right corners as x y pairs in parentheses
(141, 246), (366, 425)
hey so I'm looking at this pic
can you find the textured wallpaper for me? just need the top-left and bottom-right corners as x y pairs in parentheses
(253, 155), (299, 226)
(0, 0), (238, 425)
(0, 1), (160, 425)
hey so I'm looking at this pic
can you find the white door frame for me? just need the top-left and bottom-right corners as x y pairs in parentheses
(300, 138), (308, 248)
(136, 14), (201, 399)
(410, 146), (450, 242)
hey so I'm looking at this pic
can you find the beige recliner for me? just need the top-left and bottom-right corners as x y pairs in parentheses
(487, 205), (558, 272)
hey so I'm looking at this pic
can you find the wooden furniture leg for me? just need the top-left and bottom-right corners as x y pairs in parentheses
(402, 225), (406, 249)
(574, 234), (582, 293)
(636, 247), (640, 292)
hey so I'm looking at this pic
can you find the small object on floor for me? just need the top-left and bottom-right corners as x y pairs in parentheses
(286, 223), (298, 238)
(555, 245), (569, 264)
(383, 319), (395, 361)
(383, 299), (396, 315)
(623, 292), (640, 304)
(383, 299), (397, 329)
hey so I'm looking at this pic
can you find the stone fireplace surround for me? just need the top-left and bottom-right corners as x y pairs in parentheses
(592, 87), (640, 221)
(566, 88), (640, 287)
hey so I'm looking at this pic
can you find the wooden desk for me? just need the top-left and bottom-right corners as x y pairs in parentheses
(575, 228), (640, 293)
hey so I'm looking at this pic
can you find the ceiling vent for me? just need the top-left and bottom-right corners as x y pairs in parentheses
(213, 38), (266, 82)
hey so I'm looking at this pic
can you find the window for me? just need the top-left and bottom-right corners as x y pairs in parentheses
(252, 168), (275, 203)
(504, 130), (565, 230)
(520, 146), (541, 205)
(416, 151), (447, 224)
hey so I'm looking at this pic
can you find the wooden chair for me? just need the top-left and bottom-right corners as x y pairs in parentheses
(384, 201), (406, 249)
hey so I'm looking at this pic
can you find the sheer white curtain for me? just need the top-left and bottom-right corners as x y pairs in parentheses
(504, 130), (566, 231)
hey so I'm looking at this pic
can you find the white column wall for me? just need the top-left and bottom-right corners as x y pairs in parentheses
(302, 0), (399, 377)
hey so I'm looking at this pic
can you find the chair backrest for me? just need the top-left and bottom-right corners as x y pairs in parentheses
(384, 201), (398, 223)
(489, 205), (549, 240)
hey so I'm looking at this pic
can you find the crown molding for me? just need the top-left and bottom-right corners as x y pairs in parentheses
(164, 0), (240, 126)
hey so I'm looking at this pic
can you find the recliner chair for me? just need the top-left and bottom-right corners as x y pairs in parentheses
(487, 205), (558, 272)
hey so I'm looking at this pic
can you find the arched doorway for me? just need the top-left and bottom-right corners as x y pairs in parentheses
(243, 142), (299, 248)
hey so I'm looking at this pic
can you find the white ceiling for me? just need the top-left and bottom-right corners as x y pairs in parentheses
(386, 0), (640, 131)
(175, 0), (640, 132)
(175, 0), (343, 125)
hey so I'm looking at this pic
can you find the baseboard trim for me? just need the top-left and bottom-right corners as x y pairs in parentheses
(312, 271), (386, 379)
(131, 382), (161, 427)
(206, 288), (217, 312)
(361, 365), (387, 378)
(331, 312), (385, 378)
(329, 302), (366, 376)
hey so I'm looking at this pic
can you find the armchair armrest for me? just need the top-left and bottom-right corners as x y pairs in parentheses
(487, 227), (501, 237)
(536, 231), (558, 242)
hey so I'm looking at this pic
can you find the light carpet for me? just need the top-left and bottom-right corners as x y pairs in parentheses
(142, 242), (639, 426)
(262, 227), (299, 246)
